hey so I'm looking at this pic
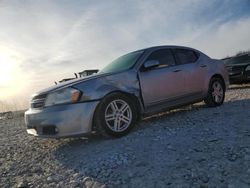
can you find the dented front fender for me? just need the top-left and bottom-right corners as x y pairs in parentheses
(73, 70), (142, 103)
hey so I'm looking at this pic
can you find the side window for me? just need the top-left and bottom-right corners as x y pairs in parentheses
(174, 49), (199, 64)
(146, 49), (175, 68)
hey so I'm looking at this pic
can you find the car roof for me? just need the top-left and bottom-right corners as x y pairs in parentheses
(130, 45), (205, 57)
(138, 45), (197, 51)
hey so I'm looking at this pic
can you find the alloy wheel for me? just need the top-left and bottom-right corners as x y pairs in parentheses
(212, 81), (224, 103)
(104, 99), (132, 132)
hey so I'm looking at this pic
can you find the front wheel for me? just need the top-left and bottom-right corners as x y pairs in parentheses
(94, 93), (137, 138)
(204, 77), (225, 107)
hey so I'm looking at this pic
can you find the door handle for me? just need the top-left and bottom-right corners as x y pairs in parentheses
(200, 64), (207, 68)
(173, 69), (181, 72)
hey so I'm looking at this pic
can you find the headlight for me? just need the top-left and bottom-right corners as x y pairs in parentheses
(245, 65), (250, 71)
(44, 87), (81, 107)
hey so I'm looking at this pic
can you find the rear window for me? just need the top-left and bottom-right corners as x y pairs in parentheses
(174, 49), (199, 64)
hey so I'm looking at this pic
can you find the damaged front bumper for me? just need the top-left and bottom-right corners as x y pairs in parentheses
(24, 101), (99, 138)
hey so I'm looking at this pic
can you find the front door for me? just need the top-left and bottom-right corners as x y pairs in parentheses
(138, 49), (186, 109)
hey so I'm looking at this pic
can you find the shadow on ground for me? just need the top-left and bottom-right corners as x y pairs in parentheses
(51, 99), (250, 187)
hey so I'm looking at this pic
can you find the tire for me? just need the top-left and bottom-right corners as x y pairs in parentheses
(204, 77), (225, 107)
(94, 93), (138, 138)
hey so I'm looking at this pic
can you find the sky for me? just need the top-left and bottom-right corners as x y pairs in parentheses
(0, 0), (250, 109)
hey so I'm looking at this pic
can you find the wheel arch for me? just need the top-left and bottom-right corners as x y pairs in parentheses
(210, 74), (226, 89)
(92, 90), (142, 131)
(204, 73), (226, 107)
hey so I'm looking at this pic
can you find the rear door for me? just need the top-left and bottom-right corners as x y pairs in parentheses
(173, 48), (207, 97)
(138, 48), (186, 108)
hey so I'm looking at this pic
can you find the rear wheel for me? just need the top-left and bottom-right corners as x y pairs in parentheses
(94, 93), (137, 137)
(204, 77), (225, 107)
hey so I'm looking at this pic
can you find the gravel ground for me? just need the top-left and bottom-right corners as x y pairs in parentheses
(1, 85), (250, 188)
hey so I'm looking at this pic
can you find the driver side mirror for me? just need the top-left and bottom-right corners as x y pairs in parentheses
(143, 60), (160, 71)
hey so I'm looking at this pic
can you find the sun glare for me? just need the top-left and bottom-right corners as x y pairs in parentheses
(0, 53), (15, 86)
(0, 49), (29, 102)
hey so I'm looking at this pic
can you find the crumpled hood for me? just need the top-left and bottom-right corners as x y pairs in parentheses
(36, 73), (111, 95)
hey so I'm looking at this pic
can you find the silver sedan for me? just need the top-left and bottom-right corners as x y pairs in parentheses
(25, 46), (229, 138)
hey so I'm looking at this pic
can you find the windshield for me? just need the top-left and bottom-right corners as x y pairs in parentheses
(100, 50), (144, 74)
(223, 54), (250, 65)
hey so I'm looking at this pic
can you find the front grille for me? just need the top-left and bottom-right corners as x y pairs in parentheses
(232, 66), (244, 72)
(31, 94), (47, 109)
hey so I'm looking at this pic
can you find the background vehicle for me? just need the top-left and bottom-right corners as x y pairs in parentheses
(25, 46), (229, 138)
(222, 53), (250, 84)
(54, 69), (99, 84)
